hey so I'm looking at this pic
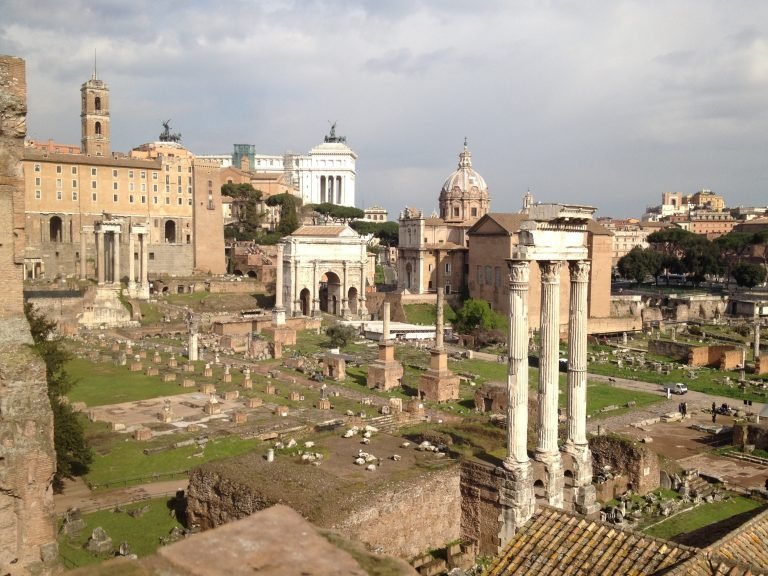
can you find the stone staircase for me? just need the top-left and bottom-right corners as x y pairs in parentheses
(366, 414), (397, 434)
(688, 475), (715, 498)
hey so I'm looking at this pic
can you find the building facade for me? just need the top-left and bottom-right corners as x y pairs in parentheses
(397, 141), (489, 294)
(22, 71), (226, 281)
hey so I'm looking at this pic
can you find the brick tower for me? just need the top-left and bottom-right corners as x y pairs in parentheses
(80, 66), (110, 156)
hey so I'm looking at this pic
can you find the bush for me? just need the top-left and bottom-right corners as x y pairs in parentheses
(326, 324), (357, 348)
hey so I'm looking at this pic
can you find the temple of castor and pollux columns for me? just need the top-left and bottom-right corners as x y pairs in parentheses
(498, 202), (601, 536)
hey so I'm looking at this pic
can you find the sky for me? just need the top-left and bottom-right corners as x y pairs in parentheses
(3, 0), (768, 220)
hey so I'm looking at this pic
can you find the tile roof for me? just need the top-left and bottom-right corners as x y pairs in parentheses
(702, 508), (768, 575)
(487, 507), (697, 575)
(291, 225), (352, 237)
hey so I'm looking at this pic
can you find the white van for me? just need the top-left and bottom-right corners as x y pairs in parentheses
(664, 383), (688, 395)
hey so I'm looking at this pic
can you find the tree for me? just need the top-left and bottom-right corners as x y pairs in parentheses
(307, 203), (365, 223)
(267, 193), (301, 236)
(732, 262), (767, 288)
(454, 299), (501, 333)
(222, 183), (264, 241)
(24, 303), (92, 491)
(326, 324), (357, 348)
(350, 220), (399, 246)
(617, 247), (661, 284)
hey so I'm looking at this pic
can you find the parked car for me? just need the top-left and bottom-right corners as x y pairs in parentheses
(664, 383), (688, 395)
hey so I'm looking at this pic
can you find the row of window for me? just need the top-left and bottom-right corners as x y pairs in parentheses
(33, 190), (192, 205)
(477, 265), (503, 287)
(34, 164), (161, 181)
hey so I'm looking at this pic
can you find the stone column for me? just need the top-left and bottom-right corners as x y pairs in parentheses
(96, 229), (105, 285)
(382, 301), (391, 341)
(140, 232), (149, 288)
(435, 287), (444, 350)
(499, 259), (536, 540)
(566, 260), (589, 447)
(341, 260), (350, 317)
(188, 333), (199, 361)
(312, 261), (319, 316)
(535, 260), (564, 508)
(504, 260), (531, 468)
(128, 232), (135, 289)
(293, 260), (300, 316)
(113, 231), (121, 285)
(755, 318), (762, 360)
(79, 227), (87, 280)
(273, 243), (285, 325)
(359, 262), (368, 318)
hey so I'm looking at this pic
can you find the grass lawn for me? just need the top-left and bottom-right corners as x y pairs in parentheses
(643, 496), (762, 540)
(582, 383), (662, 419)
(65, 357), (193, 407)
(58, 497), (183, 569)
(85, 429), (262, 489)
(403, 303), (457, 326)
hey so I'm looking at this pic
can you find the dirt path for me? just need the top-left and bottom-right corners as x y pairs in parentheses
(54, 477), (188, 515)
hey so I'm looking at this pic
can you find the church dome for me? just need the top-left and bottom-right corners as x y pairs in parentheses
(439, 140), (490, 224)
(440, 140), (488, 198)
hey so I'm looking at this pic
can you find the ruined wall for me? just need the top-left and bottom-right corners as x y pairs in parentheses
(648, 339), (691, 362)
(720, 349), (744, 370)
(0, 55), (58, 575)
(589, 435), (660, 496)
(648, 339), (738, 368)
(207, 279), (269, 294)
(756, 354), (768, 375)
(186, 458), (461, 560)
(733, 422), (768, 449)
(459, 460), (506, 557)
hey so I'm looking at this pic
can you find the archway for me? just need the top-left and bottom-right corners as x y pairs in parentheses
(49, 216), (63, 242)
(164, 220), (176, 243)
(247, 270), (257, 278)
(233, 269), (243, 276)
(405, 262), (413, 290)
(300, 288), (311, 316)
(319, 271), (341, 315)
(348, 287), (358, 315)
(533, 479), (546, 503)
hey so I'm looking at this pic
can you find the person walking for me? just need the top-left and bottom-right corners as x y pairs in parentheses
(712, 410), (717, 424)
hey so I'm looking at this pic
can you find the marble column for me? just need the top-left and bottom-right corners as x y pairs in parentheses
(79, 227), (87, 280)
(535, 260), (564, 508)
(435, 287), (445, 350)
(359, 262), (368, 318)
(293, 260), (300, 316)
(312, 262), (319, 316)
(96, 229), (105, 285)
(188, 333), (199, 362)
(273, 243), (285, 325)
(128, 232), (136, 288)
(755, 318), (762, 360)
(341, 261), (350, 317)
(504, 260), (531, 468)
(140, 233), (149, 288)
(113, 231), (121, 286)
(566, 260), (590, 448)
(382, 302), (391, 341)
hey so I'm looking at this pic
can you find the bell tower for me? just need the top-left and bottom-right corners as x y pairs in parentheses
(80, 67), (110, 156)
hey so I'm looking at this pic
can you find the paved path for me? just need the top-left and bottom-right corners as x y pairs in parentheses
(55, 477), (188, 515)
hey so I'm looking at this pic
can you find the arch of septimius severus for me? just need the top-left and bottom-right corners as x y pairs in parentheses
(499, 203), (600, 541)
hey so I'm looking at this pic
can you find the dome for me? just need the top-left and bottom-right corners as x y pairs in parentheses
(438, 139), (490, 224)
(440, 140), (488, 198)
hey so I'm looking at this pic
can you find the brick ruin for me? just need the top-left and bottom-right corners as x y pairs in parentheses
(648, 339), (744, 369)
(0, 55), (58, 575)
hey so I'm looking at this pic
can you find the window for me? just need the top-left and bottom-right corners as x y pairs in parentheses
(113, 194), (118, 202)
(35, 177), (41, 186)
(177, 186), (181, 194)
(477, 265), (482, 285)
(188, 198), (192, 205)
(56, 165), (62, 174)
(141, 171), (146, 179)
(485, 266), (492, 285)
(149, 252), (155, 260)
(471, 207), (478, 217)
(56, 178), (62, 188)
(34, 163), (41, 172)
(165, 175), (170, 185)
(72, 191), (78, 201)
(72, 179), (77, 188)
(113, 182), (118, 190)
(141, 195), (146, 204)
(94, 96), (101, 111)
(453, 207), (459, 217)
(91, 181), (97, 189)
(177, 165), (182, 172)
(141, 183), (146, 192)
(428, 264), (433, 272)
(152, 172), (158, 180)
(153, 196), (158, 204)
(56, 190), (62, 200)
(129, 183), (134, 192)
(129, 195), (134, 203)
(153, 184), (158, 192)
(128, 170), (134, 179)
(71, 166), (77, 175)
(187, 186), (192, 194)
(178, 197), (183, 205)
(92, 192), (97, 201)
(35, 190), (41, 199)
(177, 176), (181, 185)
(165, 197), (170, 204)
(112, 169), (118, 178)
(445, 284), (451, 294)
(445, 263), (451, 274)
(91, 167), (97, 176)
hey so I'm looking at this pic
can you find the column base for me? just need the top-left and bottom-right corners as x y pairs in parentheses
(534, 450), (564, 508)
(273, 308), (286, 326)
(563, 442), (598, 516)
(497, 460), (535, 551)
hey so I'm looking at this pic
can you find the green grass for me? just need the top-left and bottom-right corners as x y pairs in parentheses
(85, 430), (261, 489)
(643, 496), (762, 540)
(138, 302), (161, 325)
(582, 383), (662, 419)
(65, 357), (193, 407)
(57, 497), (183, 569)
(403, 303), (457, 325)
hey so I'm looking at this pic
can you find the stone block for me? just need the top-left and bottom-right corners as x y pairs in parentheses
(181, 378), (195, 388)
(163, 373), (176, 383)
(223, 390), (239, 401)
(129, 361), (143, 372)
(247, 398), (263, 409)
(134, 427), (152, 441)
(316, 398), (331, 410)
(146, 367), (159, 377)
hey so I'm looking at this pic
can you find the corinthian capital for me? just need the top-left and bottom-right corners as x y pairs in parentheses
(569, 260), (591, 283)
(539, 260), (563, 284)
(507, 260), (530, 286)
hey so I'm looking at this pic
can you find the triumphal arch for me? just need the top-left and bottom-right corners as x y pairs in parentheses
(500, 203), (600, 542)
(281, 225), (369, 319)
